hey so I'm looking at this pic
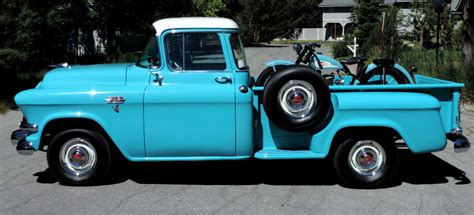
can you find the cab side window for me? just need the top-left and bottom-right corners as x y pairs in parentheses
(165, 33), (226, 71)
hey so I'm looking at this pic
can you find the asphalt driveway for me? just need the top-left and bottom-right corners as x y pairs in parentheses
(1, 45), (473, 214)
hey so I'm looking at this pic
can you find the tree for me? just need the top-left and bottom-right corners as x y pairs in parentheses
(366, 6), (404, 59)
(233, 0), (322, 43)
(194, 0), (226, 17)
(410, 2), (459, 50)
(462, 0), (473, 64)
(350, 0), (383, 54)
(410, 2), (438, 48)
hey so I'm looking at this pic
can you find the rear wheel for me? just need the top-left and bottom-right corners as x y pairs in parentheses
(263, 65), (332, 132)
(359, 66), (410, 85)
(47, 129), (111, 185)
(333, 135), (399, 188)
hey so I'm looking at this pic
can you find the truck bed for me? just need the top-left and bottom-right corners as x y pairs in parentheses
(251, 74), (464, 159)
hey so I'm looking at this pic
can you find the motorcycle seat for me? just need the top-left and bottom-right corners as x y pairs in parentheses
(340, 56), (367, 65)
(373, 59), (395, 67)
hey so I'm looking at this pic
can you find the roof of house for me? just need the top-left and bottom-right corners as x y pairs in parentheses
(319, 0), (355, 7)
(152, 17), (239, 35)
(320, 0), (463, 13)
(450, 0), (464, 12)
(319, 0), (417, 8)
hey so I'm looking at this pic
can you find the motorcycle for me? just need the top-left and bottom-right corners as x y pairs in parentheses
(256, 42), (416, 86)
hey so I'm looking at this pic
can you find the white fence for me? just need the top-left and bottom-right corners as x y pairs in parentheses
(297, 28), (326, 41)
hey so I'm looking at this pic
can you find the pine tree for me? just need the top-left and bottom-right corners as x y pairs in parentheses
(350, 0), (383, 54)
(234, 0), (322, 43)
(463, 0), (473, 64)
(366, 6), (404, 59)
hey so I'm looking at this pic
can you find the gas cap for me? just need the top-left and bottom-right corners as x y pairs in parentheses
(239, 85), (248, 93)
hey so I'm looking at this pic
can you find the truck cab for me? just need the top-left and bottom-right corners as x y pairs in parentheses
(133, 18), (254, 159)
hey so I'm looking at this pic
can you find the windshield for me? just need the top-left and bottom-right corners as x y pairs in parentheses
(136, 36), (160, 68)
(230, 34), (248, 70)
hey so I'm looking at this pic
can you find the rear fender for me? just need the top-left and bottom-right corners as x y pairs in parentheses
(366, 63), (414, 84)
(311, 92), (446, 156)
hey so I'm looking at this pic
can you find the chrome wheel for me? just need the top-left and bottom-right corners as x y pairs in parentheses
(348, 140), (386, 176)
(277, 80), (316, 119)
(59, 138), (97, 177)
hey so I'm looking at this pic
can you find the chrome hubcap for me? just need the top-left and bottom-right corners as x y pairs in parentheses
(278, 80), (316, 119)
(59, 138), (97, 177)
(348, 140), (386, 176)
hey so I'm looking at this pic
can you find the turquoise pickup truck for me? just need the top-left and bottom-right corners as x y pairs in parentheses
(11, 17), (470, 187)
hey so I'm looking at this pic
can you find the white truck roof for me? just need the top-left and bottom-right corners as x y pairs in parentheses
(152, 17), (239, 35)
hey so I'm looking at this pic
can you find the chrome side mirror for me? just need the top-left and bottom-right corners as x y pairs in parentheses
(147, 57), (164, 86)
(147, 57), (154, 69)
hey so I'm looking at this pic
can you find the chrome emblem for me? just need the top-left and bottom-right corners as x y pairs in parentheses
(105, 96), (125, 104)
(105, 96), (125, 113)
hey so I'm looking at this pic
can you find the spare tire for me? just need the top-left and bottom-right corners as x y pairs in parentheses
(256, 65), (286, 86)
(263, 65), (332, 132)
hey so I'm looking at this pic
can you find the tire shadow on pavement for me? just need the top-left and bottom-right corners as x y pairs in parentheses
(397, 150), (470, 185)
(33, 150), (470, 187)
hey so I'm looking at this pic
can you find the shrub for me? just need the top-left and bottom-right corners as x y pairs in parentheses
(397, 49), (473, 100)
(332, 42), (351, 59)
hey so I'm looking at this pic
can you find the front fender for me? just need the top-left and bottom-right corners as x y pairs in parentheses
(265, 60), (294, 68)
(15, 86), (146, 161)
(21, 109), (141, 160)
(314, 54), (344, 70)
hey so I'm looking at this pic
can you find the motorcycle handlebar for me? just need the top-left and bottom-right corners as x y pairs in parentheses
(294, 43), (321, 65)
(309, 42), (321, 48)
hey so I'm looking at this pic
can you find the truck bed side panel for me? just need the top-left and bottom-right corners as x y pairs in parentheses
(311, 92), (447, 155)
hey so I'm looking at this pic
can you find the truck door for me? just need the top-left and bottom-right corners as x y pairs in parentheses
(144, 32), (236, 157)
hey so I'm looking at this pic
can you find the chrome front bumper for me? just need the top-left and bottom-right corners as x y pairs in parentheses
(11, 118), (37, 155)
(448, 127), (471, 153)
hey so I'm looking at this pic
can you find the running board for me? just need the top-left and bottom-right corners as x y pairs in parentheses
(254, 149), (324, 160)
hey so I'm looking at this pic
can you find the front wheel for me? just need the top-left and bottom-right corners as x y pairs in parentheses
(333, 135), (399, 188)
(47, 129), (112, 185)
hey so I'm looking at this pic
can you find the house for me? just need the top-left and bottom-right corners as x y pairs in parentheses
(319, 0), (355, 40)
(450, 0), (465, 15)
(298, 0), (430, 41)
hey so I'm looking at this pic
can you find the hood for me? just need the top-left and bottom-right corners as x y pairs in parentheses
(39, 63), (130, 88)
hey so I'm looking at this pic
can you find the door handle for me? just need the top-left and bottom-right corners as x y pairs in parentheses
(215, 76), (231, 84)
